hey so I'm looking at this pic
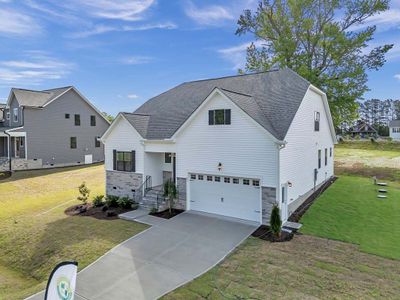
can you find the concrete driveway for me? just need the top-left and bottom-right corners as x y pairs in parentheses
(28, 211), (257, 300)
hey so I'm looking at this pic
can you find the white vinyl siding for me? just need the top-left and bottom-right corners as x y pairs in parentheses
(279, 88), (334, 205)
(104, 116), (144, 173)
(175, 92), (279, 187)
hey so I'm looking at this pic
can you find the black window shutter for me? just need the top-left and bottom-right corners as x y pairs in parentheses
(113, 150), (116, 170)
(131, 151), (136, 172)
(208, 110), (214, 125)
(225, 109), (231, 124)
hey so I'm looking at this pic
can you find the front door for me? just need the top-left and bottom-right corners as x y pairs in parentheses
(281, 185), (288, 222)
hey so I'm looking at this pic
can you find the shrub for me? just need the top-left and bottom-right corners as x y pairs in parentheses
(117, 197), (133, 209)
(105, 195), (119, 207)
(77, 182), (90, 205)
(270, 205), (282, 238)
(92, 195), (105, 207)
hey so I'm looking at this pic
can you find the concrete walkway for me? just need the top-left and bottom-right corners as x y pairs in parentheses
(27, 211), (257, 300)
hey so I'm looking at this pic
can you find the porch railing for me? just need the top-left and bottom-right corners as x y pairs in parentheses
(134, 175), (152, 204)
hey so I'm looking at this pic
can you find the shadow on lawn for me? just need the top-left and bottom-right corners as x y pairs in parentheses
(0, 163), (104, 184)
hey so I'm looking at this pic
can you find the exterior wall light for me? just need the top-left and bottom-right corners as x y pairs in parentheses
(288, 181), (292, 187)
(218, 162), (223, 171)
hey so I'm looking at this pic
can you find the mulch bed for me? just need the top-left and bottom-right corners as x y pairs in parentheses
(65, 204), (133, 220)
(288, 176), (338, 223)
(252, 225), (293, 242)
(149, 208), (184, 219)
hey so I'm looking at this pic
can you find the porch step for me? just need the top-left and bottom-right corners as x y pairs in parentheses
(283, 221), (302, 231)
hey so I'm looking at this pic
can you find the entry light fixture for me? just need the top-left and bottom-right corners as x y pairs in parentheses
(288, 181), (293, 187)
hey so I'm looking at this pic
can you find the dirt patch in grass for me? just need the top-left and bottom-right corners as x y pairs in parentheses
(164, 235), (400, 299)
(335, 162), (400, 181)
(65, 204), (133, 220)
(252, 225), (293, 242)
(149, 208), (184, 219)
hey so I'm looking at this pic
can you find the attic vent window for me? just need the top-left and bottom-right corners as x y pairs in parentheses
(314, 111), (320, 131)
(209, 109), (231, 125)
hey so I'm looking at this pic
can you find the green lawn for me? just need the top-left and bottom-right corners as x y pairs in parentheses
(0, 165), (148, 300)
(301, 175), (400, 260)
(165, 235), (400, 299)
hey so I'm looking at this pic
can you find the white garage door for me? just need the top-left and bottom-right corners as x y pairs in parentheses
(189, 174), (261, 223)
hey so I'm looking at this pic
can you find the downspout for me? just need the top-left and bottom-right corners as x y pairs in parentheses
(4, 130), (11, 172)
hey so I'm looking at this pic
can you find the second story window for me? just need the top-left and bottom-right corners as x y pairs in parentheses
(75, 114), (80, 126)
(13, 108), (18, 122)
(90, 115), (96, 126)
(314, 111), (320, 131)
(209, 109), (231, 125)
(318, 149), (321, 169)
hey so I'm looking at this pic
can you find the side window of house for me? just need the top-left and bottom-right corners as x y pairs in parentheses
(70, 137), (77, 149)
(165, 153), (172, 163)
(74, 114), (80, 126)
(208, 109), (231, 125)
(318, 149), (321, 169)
(90, 115), (96, 126)
(13, 108), (18, 122)
(325, 148), (328, 166)
(314, 111), (320, 131)
(330, 147), (332, 157)
(95, 137), (101, 148)
(113, 150), (135, 172)
(6, 112), (10, 120)
(65, 113), (70, 119)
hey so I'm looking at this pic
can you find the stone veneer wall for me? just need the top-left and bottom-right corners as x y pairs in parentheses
(262, 187), (277, 225)
(106, 170), (143, 199)
(0, 158), (42, 171)
(176, 177), (187, 210)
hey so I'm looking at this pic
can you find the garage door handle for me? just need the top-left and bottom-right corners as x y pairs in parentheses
(254, 210), (260, 213)
(190, 200), (195, 202)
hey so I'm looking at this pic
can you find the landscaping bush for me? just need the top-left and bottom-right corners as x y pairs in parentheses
(77, 182), (90, 205)
(270, 205), (282, 238)
(105, 195), (119, 207)
(92, 195), (105, 207)
(117, 197), (133, 209)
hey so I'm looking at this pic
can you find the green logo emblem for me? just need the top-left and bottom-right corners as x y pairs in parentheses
(57, 277), (73, 300)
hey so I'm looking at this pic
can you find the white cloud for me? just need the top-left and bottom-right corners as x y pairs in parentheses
(0, 52), (73, 85)
(218, 41), (263, 70)
(185, 1), (234, 26)
(71, 22), (177, 38)
(120, 56), (153, 65)
(127, 94), (139, 99)
(395, 74), (400, 81)
(0, 9), (41, 36)
(350, 9), (400, 32)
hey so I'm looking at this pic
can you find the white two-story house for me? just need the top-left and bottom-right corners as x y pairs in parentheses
(101, 69), (336, 224)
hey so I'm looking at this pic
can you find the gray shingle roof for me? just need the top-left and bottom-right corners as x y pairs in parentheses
(11, 86), (71, 107)
(389, 120), (400, 127)
(122, 113), (150, 138)
(130, 68), (310, 140)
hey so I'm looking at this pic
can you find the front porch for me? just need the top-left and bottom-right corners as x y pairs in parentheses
(0, 134), (27, 159)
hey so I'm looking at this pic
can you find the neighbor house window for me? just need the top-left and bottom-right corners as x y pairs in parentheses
(65, 113), (70, 119)
(165, 153), (172, 163)
(253, 180), (260, 186)
(224, 177), (230, 183)
(318, 149), (321, 169)
(325, 148), (328, 166)
(6, 112), (10, 120)
(243, 179), (250, 185)
(233, 178), (239, 184)
(114, 151), (135, 172)
(90, 115), (96, 126)
(95, 137), (101, 148)
(74, 114), (80, 126)
(314, 111), (320, 131)
(13, 108), (18, 122)
(70, 137), (77, 149)
(208, 109), (231, 125)
(393, 127), (400, 133)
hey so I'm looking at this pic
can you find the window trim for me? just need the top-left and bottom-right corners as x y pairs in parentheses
(70, 137), (77, 149)
(90, 115), (96, 126)
(13, 108), (18, 122)
(74, 114), (81, 126)
(208, 109), (231, 125)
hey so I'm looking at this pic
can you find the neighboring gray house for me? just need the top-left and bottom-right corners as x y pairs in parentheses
(0, 86), (110, 171)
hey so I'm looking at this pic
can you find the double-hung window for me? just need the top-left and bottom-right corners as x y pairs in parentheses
(90, 115), (96, 126)
(70, 137), (77, 149)
(114, 151), (135, 172)
(13, 108), (18, 122)
(75, 114), (81, 126)
(209, 109), (231, 125)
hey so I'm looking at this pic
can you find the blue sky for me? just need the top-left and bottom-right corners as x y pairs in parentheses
(0, 0), (399, 116)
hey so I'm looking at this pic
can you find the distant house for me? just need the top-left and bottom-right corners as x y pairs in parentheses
(101, 69), (336, 224)
(389, 120), (400, 140)
(0, 86), (110, 171)
(348, 121), (378, 138)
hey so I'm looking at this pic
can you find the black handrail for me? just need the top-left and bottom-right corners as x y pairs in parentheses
(135, 175), (152, 203)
